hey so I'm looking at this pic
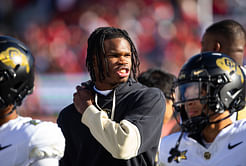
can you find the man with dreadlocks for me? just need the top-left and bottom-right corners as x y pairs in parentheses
(57, 27), (165, 166)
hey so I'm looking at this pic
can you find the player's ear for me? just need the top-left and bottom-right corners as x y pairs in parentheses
(214, 41), (221, 52)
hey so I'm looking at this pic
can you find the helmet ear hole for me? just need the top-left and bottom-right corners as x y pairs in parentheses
(229, 91), (245, 112)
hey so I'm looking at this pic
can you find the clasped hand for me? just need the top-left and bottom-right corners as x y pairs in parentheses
(73, 85), (94, 115)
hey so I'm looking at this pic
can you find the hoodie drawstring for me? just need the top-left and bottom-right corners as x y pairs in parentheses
(95, 90), (116, 120)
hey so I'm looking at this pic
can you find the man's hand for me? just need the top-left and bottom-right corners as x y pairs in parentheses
(73, 85), (94, 115)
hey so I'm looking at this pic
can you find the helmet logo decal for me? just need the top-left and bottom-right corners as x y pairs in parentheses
(0, 47), (30, 73)
(216, 57), (244, 83)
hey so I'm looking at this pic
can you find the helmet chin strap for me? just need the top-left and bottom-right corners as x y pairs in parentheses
(208, 110), (234, 125)
(180, 104), (210, 134)
(168, 104), (229, 163)
(0, 105), (16, 119)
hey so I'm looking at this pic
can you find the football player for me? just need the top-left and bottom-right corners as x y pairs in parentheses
(159, 52), (246, 166)
(0, 36), (65, 166)
(201, 19), (246, 120)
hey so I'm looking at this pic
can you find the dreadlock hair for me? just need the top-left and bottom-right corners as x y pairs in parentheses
(86, 27), (140, 82)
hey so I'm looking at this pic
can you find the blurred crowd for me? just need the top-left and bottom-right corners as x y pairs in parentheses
(0, 0), (246, 117)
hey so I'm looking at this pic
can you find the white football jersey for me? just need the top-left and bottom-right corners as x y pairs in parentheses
(159, 119), (246, 166)
(0, 116), (65, 166)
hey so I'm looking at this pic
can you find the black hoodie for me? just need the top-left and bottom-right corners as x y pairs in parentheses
(58, 78), (165, 166)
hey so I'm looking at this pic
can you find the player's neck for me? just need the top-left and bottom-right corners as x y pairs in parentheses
(0, 106), (18, 126)
(202, 111), (232, 143)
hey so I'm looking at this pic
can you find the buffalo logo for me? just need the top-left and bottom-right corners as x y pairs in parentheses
(216, 57), (244, 83)
(204, 151), (211, 160)
(0, 47), (30, 73)
(174, 150), (187, 163)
